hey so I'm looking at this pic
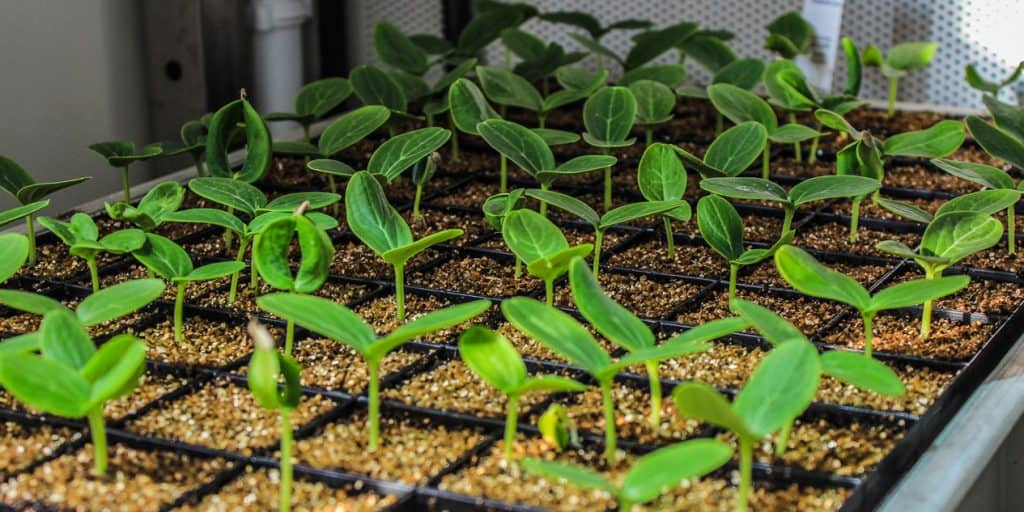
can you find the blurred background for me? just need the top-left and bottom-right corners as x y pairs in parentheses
(0, 0), (1021, 212)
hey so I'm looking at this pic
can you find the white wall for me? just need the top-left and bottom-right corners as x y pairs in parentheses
(0, 1), (152, 213)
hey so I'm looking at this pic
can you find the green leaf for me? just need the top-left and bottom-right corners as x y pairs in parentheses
(935, 189), (1021, 217)
(869, 275), (969, 312)
(136, 181), (185, 224)
(382, 228), (463, 266)
(520, 458), (614, 494)
(712, 58), (765, 90)
(876, 197), (934, 224)
(842, 38), (862, 96)
(0, 332), (41, 355)
(76, 279), (164, 326)
(0, 233), (29, 282)
(887, 41), (938, 71)
(133, 233), (192, 279)
(164, 208), (246, 235)
(458, 326), (527, 394)
(388, 70), (431, 103)
(500, 27), (546, 61)
(931, 159), (1015, 190)
(769, 123), (820, 144)
(307, 159), (356, 177)
(967, 116), (1024, 170)
(477, 66), (543, 112)
(368, 127), (451, 182)
(0, 353), (89, 418)
(600, 201), (688, 230)
(697, 195), (744, 262)
(88, 141), (163, 167)
(789, 175), (880, 207)
(477, 119), (555, 178)
(345, 171), (413, 256)
(708, 83), (777, 132)
(262, 192), (340, 214)
(295, 77), (351, 119)
(763, 60), (817, 110)
(673, 381), (755, 439)
(700, 177), (788, 204)
(94, 229), (143, 253)
(457, 6), (524, 56)
(921, 211), (1004, 264)
(253, 215), (333, 293)
(350, 65), (407, 112)
(704, 122), (768, 176)
(410, 33), (452, 54)
(583, 86), (637, 145)
(983, 95), (1024, 141)
(0, 201), (49, 228)
(731, 299), (804, 345)
(734, 339), (821, 438)
(431, 57), (477, 94)
(542, 69), (608, 112)
(875, 240), (926, 261)
(620, 64), (687, 87)
(248, 341), (284, 410)
(179, 261), (246, 282)
(502, 209), (569, 264)
(515, 375), (586, 394)
(815, 109), (860, 138)
(257, 293), (376, 354)
(567, 34), (623, 66)
(188, 177), (266, 216)
(821, 350), (905, 396)
(569, 258), (652, 351)
(637, 143), (685, 202)
(766, 12), (812, 57)
(537, 155), (617, 186)
(629, 80), (675, 125)
(374, 21), (428, 75)
(0, 155), (35, 198)
(883, 120), (964, 158)
(206, 98), (272, 183)
(81, 334), (146, 408)
(319, 105), (391, 157)
(625, 22), (696, 70)
(40, 309), (95, 371)
(501, 297), (611, 376)
(15, 177), (91, 205)
(539, 11), (602, 37)
(523, 189), (600, 227)
(678, 34), (736, 73)
(531, 128), (580, 146)
(369, 300), (491, 361)
(448, 79), (498, 136)
(621, 439), (733, 504)
(0, 290), (65, 316)
(774, 245), (871, 311)
(527, 245), (593, 283)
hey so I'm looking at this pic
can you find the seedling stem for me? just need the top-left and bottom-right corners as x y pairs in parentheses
(738, 437), (753, 512)
(394, 263), (406, 321)
(663, 217), (676, 258)
(789, 113), (801, 163)
(25, 216), (36, 266)
(285, 320), (295, 356)
(503, 394), (520, 461)
(645, 361), (662, 426)
(121, 167), (130, 202)
(368, 361), (381, 450)
(762, 144), (771, 180)
(862, 312), (875, 358)
(174, 282), (186, 342)
(601, 381), (616, 466)
(849, 200), (861, 242)
(87, 408), (108, 476)
(499, 154), (508, 193)
(280, 410), (294, 512)
(728, 264), (739, 306)
(592, 230), (604, 274)
(888, 77), (898, 117)
(603, 147), (613, 211)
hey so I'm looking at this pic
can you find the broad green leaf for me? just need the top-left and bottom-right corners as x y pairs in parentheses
(712, 58), (765, 89)
(345, 171), (413, 255)
(98, 229), (145, 254)
(307, 159), (356, 177)
(539, 11), (602, 38)
(583, 86), (637, 145)
(673, 381), (755, 439)
(678, 34), (736, 73)
(869, 275), (969, 312)
(76, 279), (164, 326)
(697, 195), (744, 262)
(774, 245), (871, 311)
(448, 79), (498, 136)
(40, 309), (95, 371)
(382, 228), (463, 266)
(934, 189), (1021, 217)
(253, 215), (332, 293)
(410, 33), (452, 54)
(137, 181), (185, 222)
(81, 334), (146, 407)
(88, 141), (162, 167)
(734, 339), (821, 438)
(704, 122), (767, 176)
(0, 290), (64, 316)
(766, 12), (812, 57)
(815, 109), (860, 138)
(0, 201), (49, 228)
(842, 37), (862, 96)
(262, 192), (340, 213)
(542, 155), (617, 182)
(431, 57), (477, 94)
(567, 34), (623, 65)
(821, 350), (905, 396)
(763, 60), (817, 110)
(500, 27), (546, 62)
(619, 64), (687, 87)
(555, 65), (603, 90)
(523, 189), (600, 227)
(501, 297), (612, 376)
(458, 326), (527, 394)
(532, 128), (580, 146)
(708, 83), (777, 132)
(875, 240), (927, 261)
(15, 176), (92, 205)
(318, 105), (391, 157)
(133, 233), (192, 279)
(257, 293), (376, 354)
(374, 20), (428, 75)
(731, 299), (804, 345)
(163, 208), (246, 235)
(769, 123), (820, 143)
(249, 342), (284, 410)
(477, 119), (555, 177)
(930, 159), (1015, 190)
(526, 244), (594, 283)
(600, 200), (689, 229)
(637, 143), (685, 202)
(883, 120), (964, 158)
(0, 233), (29, 282)
(350, 65), (407, 112)
(180, 261), (247, 282)
(542, 69), (608, 112)
(0, 332), (41, 354)
(206, 98), (272, 182)
(388, 70), (431, 103)
(502, 209), (568, 264)
(625, 22), (696, 70)
(369, 300), (491, 361)
(0, 155), (34, 197)
(629, 80), (675, 125)
(0, 353), (89, 418)
(967, 116), (1024, 170)
(789, 175), (880, 206)
(188, 177), (266, 216)
(477, 66), (543, 111)
(983, 95), (1024, 141)
(520, 458), (615, 494)
(856, 136), (885, 181)
(877, 197), (935, 224)
(368, 127), (451, 182)
(700, 177), (788, 204)
(457, 6), (524, 56)
(887, 41), (938, 71)
(514, 375), (587, 394)
(295, 77), (351, 118)
(620, 439), (733, 504)
(569, 258), (652, 351)
(920, 211), (1004, 264)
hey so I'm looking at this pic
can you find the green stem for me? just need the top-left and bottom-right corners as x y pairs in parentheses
(728, 264), (738, 308)
(762, 144), (771, 180)
(328, 175), (339, 217)
(514, 256), (522, 279)
(394, 263), (405, 321)
(789, 113), (801, 163)
(603, 157), (613, 212)
(663, 217), (675, 258)
(228, 236), (248, 304)
(545, 279), (553, 306)
(601, 381), (617, 466)
(920, 267), (936, 340)
(738, 437), (753, 512)
(887, 77), (898, 118)
(808, 123), (821, 164)
(174, 282), (186, 343)
(192, 154), (206, 177)
(619, 498), (634, 512)
(224, 207), (235, 247)
(538, 114), (546, 129)
(285, 319), (295, 357)
(863, 311), (875, 358)
(86, 257), (100, 292)
(1008, 205), (1016, 255)
(413, 184), (423, 221)
(597, 53), (605, 74)
(368, 360), (381, 450)
(25, 215), (36, 266)
(251, 256), (260, 291)
(500, 154), (508, 193)
(503, 394), (520, 462)
(645, 127), (652, 147)
(593, 229), (604, 275)
(87, 408), (108, 476)
(121, 166), (131, 202)
(645, 361), (662, 426)
(781, 206), (795, 235)
(302, 124), (311, 144)
(715, 112), (723, 136)
(279, 410), (293, 512)
(449, 116), (460, 162)
(539, 183), (549, 217)
(775, 421), (792, 456)
(849, 200), (861, 242)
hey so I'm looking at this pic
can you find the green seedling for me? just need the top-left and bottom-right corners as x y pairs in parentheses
(37, 213), (145, 292)
(965, 61), (1023, 97)
(637, 143), (692, 258)
(521, 438), (731, 509)
(0, 233), (29, 284)
(537, 403), (578, 452)
(346, 171), (462, 321)
(373, 20), (479, 110)
(502, 294), (746, 465)
(306, 124), (451, 189)
(670, 121), (767, 178)
(700, 174), (881, 235)
(618, 63), (688, 88)
(674, 43), (764, 135)
(477, 65), (606, 128)
(544, 11), (651, 72)
(258, 293), (489, 450)
(764, 11), (813, 59)
(498, 28), (584, 86)
(103, 181), (185, 232)
(876, 211), (1003, 338)
(265, 77), (352, 142)
(205, 90), (273, 183)
(410, 152), (441, 220)
(524, 188), (687, 274)
(696, 195), (794, 306)
(247, 320), (302, 512)
(775, 245), (969, 356)
(629, 79), (675, 146)
(88, 140), (163, 202)
(252, 204), (334, 355)
(962, 96), (1024, 201)
(582, 86), (637, 211)
(932, 157), (1024, 253)
(478, 119), (615, 208)
(171, 118), (210, 177)
(459, 326), (586, 461)
(0, 309), (147, 476)
(622, 22), (700, 70)
(133, 233), (245, 342)
(673, 337), (821, 512)
(0, 154), (90, 265)
(501, 209), (593, 304)
(349, 65), (417, 134)
(708, 83), (820, 179)
(863, 41), (938, 117)
(453, 2), (535, 60)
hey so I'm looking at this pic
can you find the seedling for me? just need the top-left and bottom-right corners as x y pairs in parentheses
(932, 157), (1024, 253)
(670, 121), (767, 178)
(708, 83), (820, 179)
(675, 50), (764, 134)
(103, 181), (185, 232)
(247, 320), (302, 512)
(521, 438), (731, 509)
(133, 233), (245, 342)
(962, 95), (1024, 190)
(205, 91), (273, 183)
(37, 213), (145, 292)
(628, 79), (675, 145)
(862, 41), (938, 117)
(0, 233), (29, 284)
(88, 140), (163, 202)
(349, 65), (414, 133)
(965, 61), (1023, 97)
(169, 118), (209, 177)
(524, 188), (686, 274)
(775, 245), (970, 356)
(498, 28), (584, 86)
(477, 65), (606, 128)
(258, 293), (489, 449)
(700, 174), (881, 235)
(673, 337), (821, 511)
(459, 326), (586, 461)
(252, 204), (334, 355)
(502, 294), (746, 465)
(582, 86), (637, 211)
(501, 209), (593, 304)
(452, 2), (534, 59)
(537, 403), (578, 451)
(0, 309), (147, 476)
(876, 211), (1003, 338)
(346, 171), (462, 321)
(696, 195), (794, 306)
(477, 119), (616, 209)
(618, 63), (688, 88)
(637, 143), (692, 258)
(264, 77), (352, 142)
(544, 12), (652, 72)
(764, 11), (812, 59)
(0, 154), (90, 265)
(410, 152), (441, 220)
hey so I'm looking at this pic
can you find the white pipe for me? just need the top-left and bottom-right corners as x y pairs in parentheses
(251, 0), (311, 136)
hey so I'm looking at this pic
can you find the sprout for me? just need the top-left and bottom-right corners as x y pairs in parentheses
(257, 294), (489, 450)
(863, 41), (938, 117)
(628, 79), (676, 146)
(537, 403), (577, 452)
(476, 65), (605, 128)
(88, 141), (163, 202)
(0, 233), (29, 284)
(37, 213), (146, 292)
(501, 209), (593, 304)
(205, 91), (273, 184)
(264, 77), (353, 142)
(637, 143), (691, 258)
(103, 181), (185, 232)
(458, 326), (586, 461)
(764, 11), (813, 59)
(965, 61), (1024, 97)
(582, 87), (637, 211)
(932, 157), (1024, 253)
(159, 117), (209, 177)
(675, 50), (764, 134)
(670, 121), (767, 179)
(546, 12), (652, 72)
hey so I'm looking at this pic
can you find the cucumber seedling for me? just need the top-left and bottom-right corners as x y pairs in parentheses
(628, 79), (676, 146)
(0, 309), (147, 476)
(696, 195), (794, 306)
(88, 140), (163, 202)
(764, 11), (812, 59)
(37, 213), (146, 292)
(522, 438), (731, 509)
(965, 61), (1023, 97)
(103, 181), (185, 232)
(671, 121), (767, 179)
(501, 209), (593, 304)
(582, 86), (637, 210)
(258, 293), (489, 450)
(863, 41), (938, 117)
(502, 294), (745, 465)
(459, 326), (586, 462)
(545, 12), (652, 72)
(133, 233), (245, 343)
(264, 77), (352, 142)
(477, 65), (606, 128)
(346, 171), (462, 321)
(205, 90), (273, 184)
(775, 245), (970, 356)
(163, 117), (209, 177)
(0, 154), (90, 266)
(537, 403), (578, 452)
(499, 28), (586, 86)
(0, 233), (29, 284)
(247, 320), (303, 512)
(932, 157), (1024, 253)
(676, 57), (765, 135)
(637, 143), (692, 258)
(876, 211), (1003, 338)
